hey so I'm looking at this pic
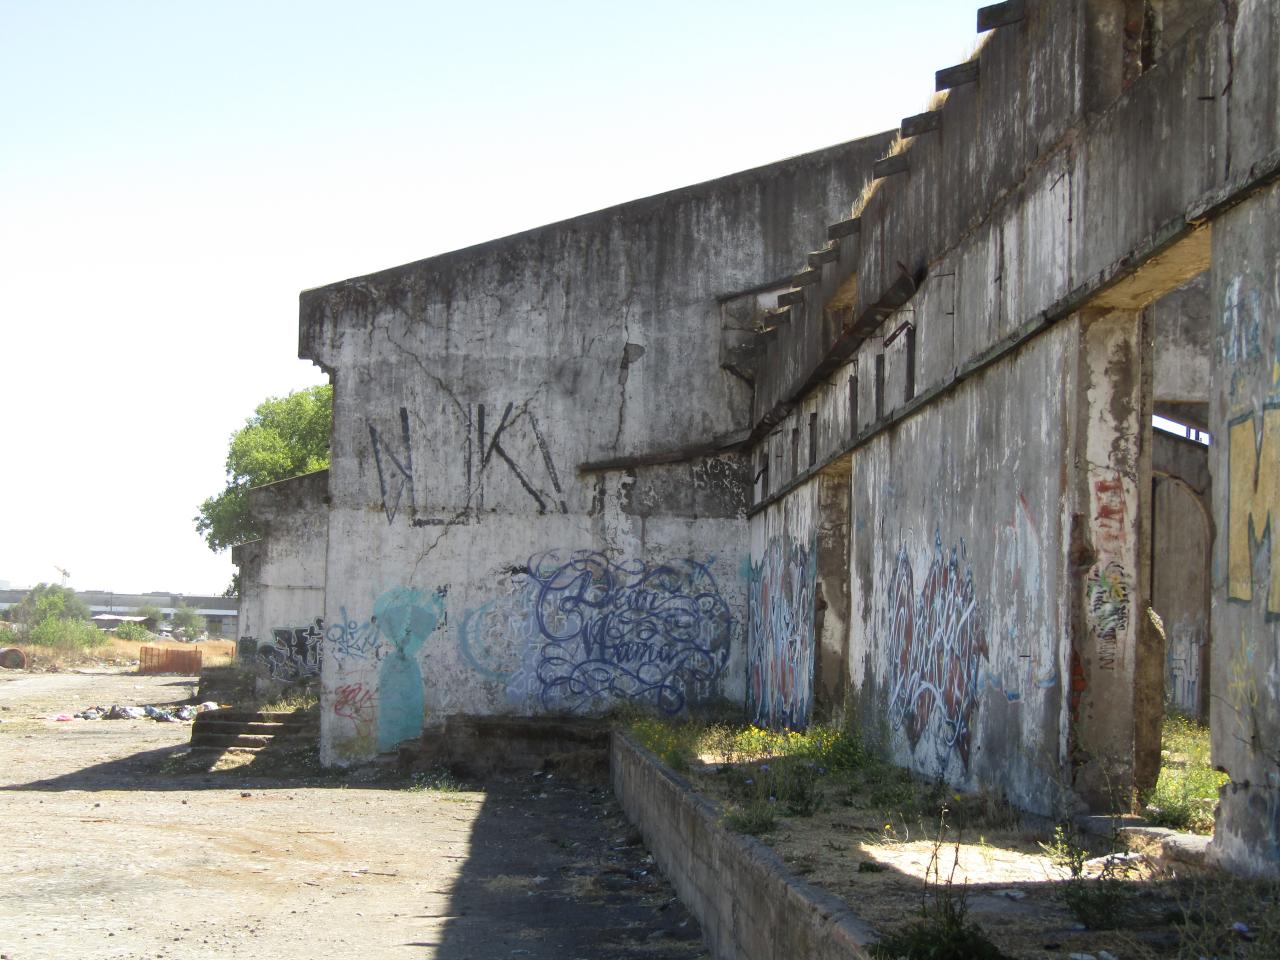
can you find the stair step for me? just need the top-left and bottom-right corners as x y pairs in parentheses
(194, 720), (289, 733)
(190, 733), (274, 748)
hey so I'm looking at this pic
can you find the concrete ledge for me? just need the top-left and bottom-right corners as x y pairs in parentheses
(611, 731), (877, 960)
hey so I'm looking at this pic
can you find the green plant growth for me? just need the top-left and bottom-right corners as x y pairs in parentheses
(195, 384), (332, 554)
(1145, 713), (1227, 834)
(133, 603), (163, 625)
(28, 616), (105, 649)
(5, 583), (91, 628)
(871, 816), (1009, 960)
(406, 765), (464, 793)
(724, 800), (777, 836)
(172, 604), (205, 638)
(1040, 823), (1131, 930)
(114, 621), (152, 642)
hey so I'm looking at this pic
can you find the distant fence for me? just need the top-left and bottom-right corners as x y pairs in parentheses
(138, 645), (203, 675)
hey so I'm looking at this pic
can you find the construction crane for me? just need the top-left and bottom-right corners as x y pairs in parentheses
(53, 565), (69, 587)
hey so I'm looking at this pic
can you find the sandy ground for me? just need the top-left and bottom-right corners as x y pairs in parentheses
(0, 669), (706, 960)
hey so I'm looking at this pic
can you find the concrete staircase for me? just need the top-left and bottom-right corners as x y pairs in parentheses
(190, 709), (314, 754)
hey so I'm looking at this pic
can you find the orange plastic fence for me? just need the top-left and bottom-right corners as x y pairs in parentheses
(138, 645), (203, 675)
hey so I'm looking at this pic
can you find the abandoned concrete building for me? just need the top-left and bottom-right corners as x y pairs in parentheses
(234, 0), (1280, 878)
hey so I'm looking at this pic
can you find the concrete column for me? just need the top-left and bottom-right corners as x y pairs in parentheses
(812, 463), (852, 722)
(1067, 307), (1156, 807)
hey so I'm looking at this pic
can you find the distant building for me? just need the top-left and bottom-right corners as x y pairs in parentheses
(0, 589), (237, 638)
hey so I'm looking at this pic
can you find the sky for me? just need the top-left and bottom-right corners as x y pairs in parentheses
(0, 0), (984, 595)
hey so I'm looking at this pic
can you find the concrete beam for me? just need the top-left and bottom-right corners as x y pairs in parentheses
(935, 61), (979, 91)
(900, 110), (942, 137)
(977, 0), (1025, 32)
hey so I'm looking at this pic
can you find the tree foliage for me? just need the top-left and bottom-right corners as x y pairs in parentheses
(172, 604), (204, 638)
(5, 584), (104, 649)
(133, 603), (162, 624)
(195, 384), (332, 552)
(6, 583), (91, 627)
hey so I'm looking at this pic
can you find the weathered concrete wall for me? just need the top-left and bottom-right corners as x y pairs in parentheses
(612, 731), (876, 960)
(1153, 473), (1211, 719)
(842, 323), (1078, 816)
(232, 470), (329, 692)
(1209, 179), (1280, 877)
(300, 135), (893, 763)
(747, 478), (818, 729)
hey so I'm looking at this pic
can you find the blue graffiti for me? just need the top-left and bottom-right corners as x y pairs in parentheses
(458, 600), (520, 682)
(521, 551), (732, 714)
(747, 536), (817, 731)
(326, 606), (382, 661)
(374, 587), (445, 751)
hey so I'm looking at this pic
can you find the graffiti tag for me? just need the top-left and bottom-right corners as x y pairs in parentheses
(516, 551), (731, 715)
(886, 534), (988, 774)
(747, 536), (816, 730)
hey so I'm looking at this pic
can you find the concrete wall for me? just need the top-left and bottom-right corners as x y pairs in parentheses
(1208, 180), (1280, 877)
(232, 470), (329, 692)
(612, 731), (876, 960)
(299, 134), (893, 763)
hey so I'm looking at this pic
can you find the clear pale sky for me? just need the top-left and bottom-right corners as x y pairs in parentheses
(0, 1), (983, 595)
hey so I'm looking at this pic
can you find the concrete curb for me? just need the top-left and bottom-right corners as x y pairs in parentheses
(611, 730), (878, 960)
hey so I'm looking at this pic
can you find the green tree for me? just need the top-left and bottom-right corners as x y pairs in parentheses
(133, 603), (162, 625)
(172, 604), (205, 638)
(7, 583), (91, 628)
(195, 384), (331, 552)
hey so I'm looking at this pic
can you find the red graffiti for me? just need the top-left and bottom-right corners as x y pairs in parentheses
(334, 682), (375, 724)
(1093, 476), (1128, 553)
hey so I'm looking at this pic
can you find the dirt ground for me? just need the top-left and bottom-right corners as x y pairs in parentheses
(0, 669), (706, 960)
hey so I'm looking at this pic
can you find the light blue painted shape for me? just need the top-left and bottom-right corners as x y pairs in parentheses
(375, 587), (445, 752)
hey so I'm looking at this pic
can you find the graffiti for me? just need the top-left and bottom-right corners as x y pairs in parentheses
(458, 600), (522, 682)
(236, 636), (257, 662)
(513, 551), (732, 715)
(1086, 473), (1132, 669)
(885, 533), (988, 774)
(747, 537), (816, 730)
(1092, 475), (1128, 553)
(374, 587), (445, 751)
(1222, 275), (1264, 403)
(1165, 616), (1205, 717)
(258, 619), (323, 682)
(368, 406), (415, 524)
(369, 399), (567, 526)
(326, 607), (382, 661)
(1225, 629), (1260, 744)
(1228, 406), (1280, 614)
(332, 686), (373, 727)
(1085, 561), (1130, 670)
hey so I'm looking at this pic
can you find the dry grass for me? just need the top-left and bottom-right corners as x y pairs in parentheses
(10, 636), (234, 672)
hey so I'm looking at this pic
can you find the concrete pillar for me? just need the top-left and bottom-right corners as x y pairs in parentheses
(812, 464), (852, 722)
(1067, 307), (1158, 807)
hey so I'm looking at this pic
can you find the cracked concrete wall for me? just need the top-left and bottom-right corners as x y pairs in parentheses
(298, 135), (892, 764)
(232, 470), (329, 693)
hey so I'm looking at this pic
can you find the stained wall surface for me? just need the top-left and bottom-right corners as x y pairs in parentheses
(232, 470), (329, 691)
(298, 135), (893, 763)
(1209, 180), (1280, 876)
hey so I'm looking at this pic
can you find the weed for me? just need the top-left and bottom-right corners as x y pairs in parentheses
(870, 811), (1008, 960)
(1145, 713), (1226, 834)
(1041, 823), (1130, 930)
(260, 688), (319, 713)
(724, 800), (777, 836)
(406, 765), (463, 793)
